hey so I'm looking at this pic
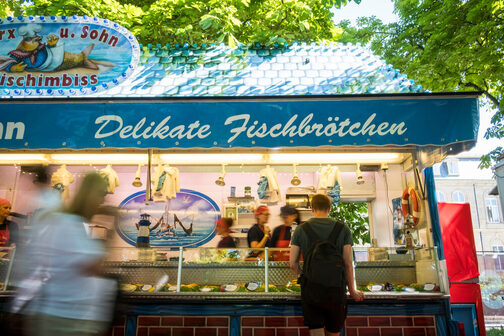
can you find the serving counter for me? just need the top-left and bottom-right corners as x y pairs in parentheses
(84, 246), (452, 335)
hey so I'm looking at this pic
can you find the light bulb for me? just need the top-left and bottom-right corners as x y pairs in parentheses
(291, 164), (301, 186)
(132, 165), (142, 187)
(215, 164), (226, 186)
(356, 163), (364, 185)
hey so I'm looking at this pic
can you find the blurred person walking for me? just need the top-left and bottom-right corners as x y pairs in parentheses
(21, 172), (117, 336)
(216, 217), (236, 248)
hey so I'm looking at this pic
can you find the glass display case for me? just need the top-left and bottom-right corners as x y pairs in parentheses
(0, 247), (16, 291)
(354, 247), (446, 296)
(104, 246), (446, 299)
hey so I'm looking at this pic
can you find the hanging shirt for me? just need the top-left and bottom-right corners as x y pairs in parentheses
(258, 166), (281, 203)
(50, 166), (74, 201)
(152, 166), (180, 202)
(317, 165), (342, 192)
(99, 165), (120, 194)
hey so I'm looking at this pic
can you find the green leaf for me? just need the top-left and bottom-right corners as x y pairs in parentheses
(200, 17), (213, 30)
(217, 33), (226, 44)
(228, 33), (238, 48)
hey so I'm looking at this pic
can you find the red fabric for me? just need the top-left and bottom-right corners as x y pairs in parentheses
(438, 202), (479, 282)
(0, 227), (9, 247)
(458, 322), (466, 336)
(274, 225), (290, 261)
(254, 205), (269, 217)
(450, 283), (486, 336)
(8, 43), (46, 65)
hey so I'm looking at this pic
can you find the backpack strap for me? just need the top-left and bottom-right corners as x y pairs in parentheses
(328, 221), (345, 244)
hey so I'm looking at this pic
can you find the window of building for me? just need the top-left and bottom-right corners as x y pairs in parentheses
(436, 191), (446, 202)
(446, 160), (459, 176)
(433, 163), (441, 176)
(452, 191), (465, 203)
(493, 245), (504, 253)
(486, 198), (501, 223)
(435, 160), (459, 177)
(492, 246), (504, 270)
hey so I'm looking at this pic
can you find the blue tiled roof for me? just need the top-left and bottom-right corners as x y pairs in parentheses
(8, 42), (424, 98)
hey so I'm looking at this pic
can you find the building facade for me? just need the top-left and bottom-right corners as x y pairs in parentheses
(434, 156), (503, 256)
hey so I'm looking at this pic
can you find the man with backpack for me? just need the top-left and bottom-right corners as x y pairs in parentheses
(290, 194), (364, 336)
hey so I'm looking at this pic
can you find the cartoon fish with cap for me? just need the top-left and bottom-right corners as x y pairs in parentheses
(0, 24), (99, 72)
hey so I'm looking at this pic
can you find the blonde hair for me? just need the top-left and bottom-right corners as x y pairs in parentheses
(65, 172), (107, 219)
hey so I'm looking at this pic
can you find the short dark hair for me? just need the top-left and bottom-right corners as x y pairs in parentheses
(221, 217), (234, 228)
(311, 194), (331, 211)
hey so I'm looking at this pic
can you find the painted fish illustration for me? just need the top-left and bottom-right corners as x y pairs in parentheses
(0, 24), (100, 72)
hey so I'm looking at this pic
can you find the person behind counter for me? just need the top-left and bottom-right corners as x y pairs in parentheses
(216, 217), (236, 248)
(271, 205), (299, 261)
(247, 205), (272, 248)
(0, 198), (18, 248)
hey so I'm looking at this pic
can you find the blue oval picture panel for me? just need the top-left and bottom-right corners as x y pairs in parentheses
(116, 189), (219, 248)
(0, 16), (139, 96)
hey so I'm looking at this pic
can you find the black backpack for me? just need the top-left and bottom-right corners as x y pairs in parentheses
(301, 221), (346, 289)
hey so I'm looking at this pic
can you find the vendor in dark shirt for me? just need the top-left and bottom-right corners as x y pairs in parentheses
(247, 205), (272, 248)
(271, 205), (299, 261)
(0, 198), (18, 248)
(216, 217), (236, 248)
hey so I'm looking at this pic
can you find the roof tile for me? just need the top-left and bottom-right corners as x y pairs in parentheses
(3, 43), (424, 98)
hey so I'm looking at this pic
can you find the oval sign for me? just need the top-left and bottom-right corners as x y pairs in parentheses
(116, 189), (219, 248)
(0, 16), (139, 96)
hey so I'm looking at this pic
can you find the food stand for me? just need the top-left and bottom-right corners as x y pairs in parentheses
(0, 16), (480, 336)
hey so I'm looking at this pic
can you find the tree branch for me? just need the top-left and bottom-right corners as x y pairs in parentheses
(464, 82), (500, 107)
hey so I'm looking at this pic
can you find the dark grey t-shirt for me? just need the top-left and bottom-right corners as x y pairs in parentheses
(291, 217), (353, 260)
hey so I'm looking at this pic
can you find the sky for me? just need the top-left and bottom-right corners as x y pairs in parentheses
(332, 0), (494, 157)
(332, 0), (398, 25)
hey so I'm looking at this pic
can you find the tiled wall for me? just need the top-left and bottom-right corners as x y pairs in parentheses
(111, 315), (437, 336)
(136, 316), (229, 336)
(110, 316), (126, 336)
(345, 316), (437, 336)
(241, 316), (309, 336)
(241, 316), (437, 336)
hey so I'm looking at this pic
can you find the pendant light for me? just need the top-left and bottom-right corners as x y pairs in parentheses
(356, 163), (364, 185)
(132, 164), (142, 187)
(291, 164), (301, 186)
(215, 164), (226, 186)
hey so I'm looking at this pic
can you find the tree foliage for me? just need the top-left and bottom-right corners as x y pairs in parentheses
(1, 0), (360, 46)
(329, 202), (370, 245)
(337, 0), (504, 168)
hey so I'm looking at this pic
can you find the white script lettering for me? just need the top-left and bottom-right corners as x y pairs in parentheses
(224, 113), (407, 143)
(94, 115), (211, 140)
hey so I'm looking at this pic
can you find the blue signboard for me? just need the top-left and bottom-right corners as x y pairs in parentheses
(0, 16), (139, 96)
(0, 96), (478, 149)
(116, 190), (219, 248)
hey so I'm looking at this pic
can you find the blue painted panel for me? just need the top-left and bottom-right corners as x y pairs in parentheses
(453, 304), (479, 336)
(0, 97), (478, 150)
(425, 167), (445, 260)
(121, 300), (456, 336)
